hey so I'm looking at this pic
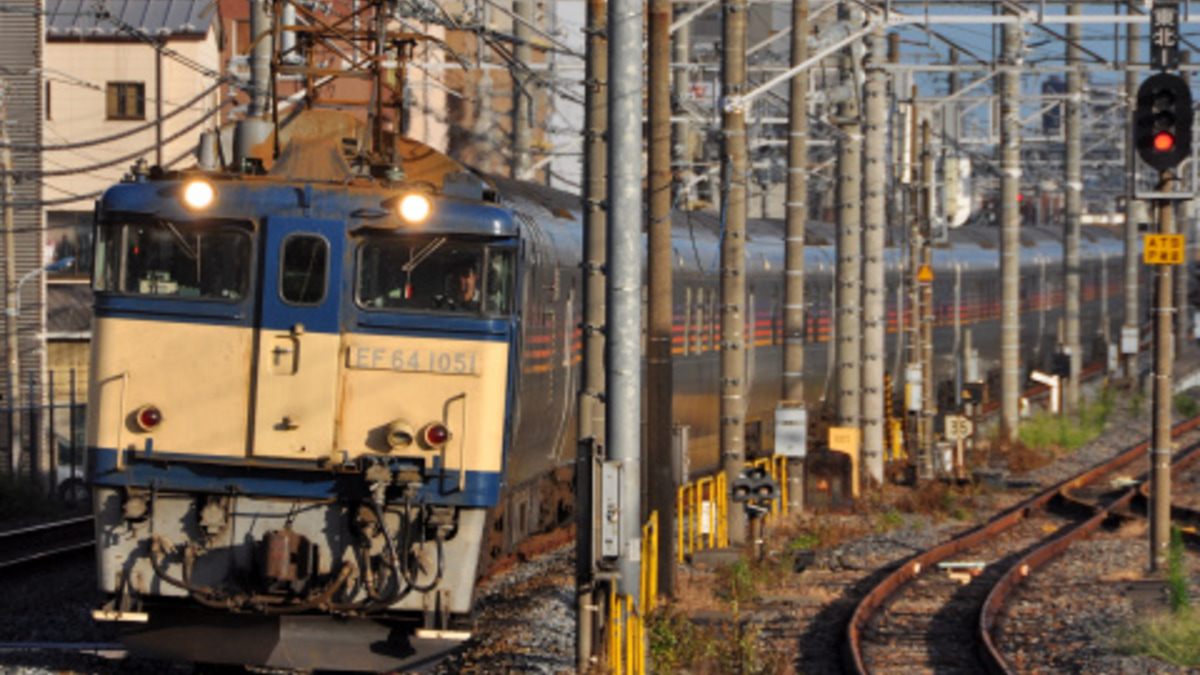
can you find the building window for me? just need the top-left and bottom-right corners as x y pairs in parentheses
(47, 211), (94, 280)
(106, 82), (145, 121)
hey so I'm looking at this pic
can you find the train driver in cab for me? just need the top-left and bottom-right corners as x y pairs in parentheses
(456, 262), (481, 310)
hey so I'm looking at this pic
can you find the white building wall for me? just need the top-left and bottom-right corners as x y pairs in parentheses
(43, 32), (221, 208)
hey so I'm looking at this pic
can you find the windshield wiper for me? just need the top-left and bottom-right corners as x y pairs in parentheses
(402, 236), (447, 273)
(160, 220), (199, 261)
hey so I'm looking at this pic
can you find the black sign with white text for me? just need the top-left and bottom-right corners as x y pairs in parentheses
(1151, 1), (1181, 71)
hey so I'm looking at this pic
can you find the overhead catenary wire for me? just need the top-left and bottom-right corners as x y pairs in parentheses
(2, 100), (231, 181)
(0, 81), (224, 153)
(4, 142), (199, 210)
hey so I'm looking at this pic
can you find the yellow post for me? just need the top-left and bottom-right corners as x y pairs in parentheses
(608, 584), (618, 674)
(698, 477), (713, 549)
(717, 473), (729, 548)
(623, 595), (632, 675)
(641, 512), (658, 614)
(775, 455), (789, 516)
(676, 487), (685, 562)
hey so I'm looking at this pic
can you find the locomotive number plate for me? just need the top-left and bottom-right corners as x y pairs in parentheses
(347, 344), (480, 376)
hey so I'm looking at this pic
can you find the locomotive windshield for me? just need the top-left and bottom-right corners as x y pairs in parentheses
(93, 220), (252, 301)
(356, 236), (514, 316)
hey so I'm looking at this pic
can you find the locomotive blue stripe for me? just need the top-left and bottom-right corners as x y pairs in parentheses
(352, 311), (514, 340)
(94, 295), (255, 327)
(92, 295), (518, 340)
(90, 447), (502, 507)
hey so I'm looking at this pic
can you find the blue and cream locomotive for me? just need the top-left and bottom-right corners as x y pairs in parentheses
(87, 112), (575, 670)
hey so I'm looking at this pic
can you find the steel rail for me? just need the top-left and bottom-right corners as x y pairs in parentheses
(843, 413), (1200, 674)
(980, 432), (1200, 673)
(0, 514), (94, 570)
(0, 642), (126, 658)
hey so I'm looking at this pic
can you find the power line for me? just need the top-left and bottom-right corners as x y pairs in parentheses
(2, 101), (230, 180)
(0, 81), (223, 152)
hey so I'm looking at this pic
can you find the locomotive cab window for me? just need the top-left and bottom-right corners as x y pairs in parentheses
(280, 234), (329, 306)
(93, 219), (251, 300)
(356, 235), (514, 316)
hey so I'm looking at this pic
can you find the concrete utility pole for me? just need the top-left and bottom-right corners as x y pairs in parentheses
(1063, 0), (1082, 415)
(647, 0), (675, 598)
(1176, 54), (1192, 357)
(1150, 192), (1175, 572)
(919, 120), (935, 475)
(606, 0), (643, 601)
(835, 44), (862, 437)
(513, 0), (534, 179)
(1, 80), (17, 477)
(673, 7), (692, 206)
(904, 88), (923, 478)
(1000, 14), (1023, 441)
(719, 0), (748, 547)
(782, 0), (808, 510)
(861, 19), (887, 486)
(575, 0), (606, 666)
(783, 0), (808, 404)
(1123, 1), (1142, 379)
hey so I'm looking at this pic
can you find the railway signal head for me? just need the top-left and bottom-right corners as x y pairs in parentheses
(1136, 73), (1194, 172)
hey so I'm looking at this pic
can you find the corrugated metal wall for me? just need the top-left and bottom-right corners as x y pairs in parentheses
(0, 0), (45, 474)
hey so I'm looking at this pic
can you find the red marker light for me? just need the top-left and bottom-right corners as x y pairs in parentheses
(135, 405), (163, 431)
(1154, 132), (1176, 152)
(423, 423), (450, 447)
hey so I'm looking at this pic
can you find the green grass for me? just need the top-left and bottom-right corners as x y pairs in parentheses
(1114, 528), (1198, 668)
(785, 531), (822, 551)
(1175, 393), (1200, 420)
(1168, 527), (1191, 614)
(1130, 389), (1148, 416)
(1018, 389), (1114, 452)
(647, 608), (714, 673)
(1114, 611), (1200, 668)
(874, 509), (905, 533)
(715, 559), (763, 604)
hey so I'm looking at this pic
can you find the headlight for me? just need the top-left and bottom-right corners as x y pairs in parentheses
(182, 180), (216, 210)
(396, 193), (432, 224)
(386, 420), (415, 449)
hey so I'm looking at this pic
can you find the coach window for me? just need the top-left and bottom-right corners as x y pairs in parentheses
(280, 234), (329, 306)
(356, 236), (514, 315)
(93, 220), (251, 300)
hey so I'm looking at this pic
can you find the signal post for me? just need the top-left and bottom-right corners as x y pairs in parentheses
(1134, 4), (1192, 571)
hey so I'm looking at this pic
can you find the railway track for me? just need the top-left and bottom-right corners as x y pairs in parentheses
(845, 415), (1200, 675)
(0, 515), (94, 570)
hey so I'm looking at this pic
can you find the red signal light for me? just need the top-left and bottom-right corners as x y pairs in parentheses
(1154, 132), (1176, 152)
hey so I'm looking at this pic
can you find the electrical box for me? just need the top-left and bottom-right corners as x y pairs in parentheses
(600, 462), (620, 559)
(775, 404), (807, 458)
(906, 364), (923, 412)
(1122, 326), (1139, 355)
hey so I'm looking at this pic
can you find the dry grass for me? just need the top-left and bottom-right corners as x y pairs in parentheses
(990, 437), (1057, 473)
(891, 480), (985, 522)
